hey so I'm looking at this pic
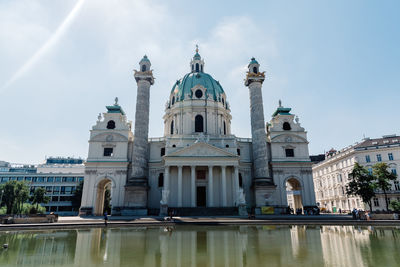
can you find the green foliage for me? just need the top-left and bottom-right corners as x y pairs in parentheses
(104, 187), (111, 214)
(21, 203), (46, 215)
(0, 181), (30, 214)
(31, 187), (50, 210)
(373, 162), (397, 211)
(389, 200), (400, 212)
(346, 163), (375, 211)
(72, 181), (83, 209)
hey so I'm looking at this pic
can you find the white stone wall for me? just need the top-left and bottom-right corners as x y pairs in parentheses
(312, 143), (400, 212)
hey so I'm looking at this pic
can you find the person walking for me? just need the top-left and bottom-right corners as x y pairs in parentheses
(104, 211), (108, 226)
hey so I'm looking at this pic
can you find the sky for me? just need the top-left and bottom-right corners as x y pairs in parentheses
(0, 0), (399, 164)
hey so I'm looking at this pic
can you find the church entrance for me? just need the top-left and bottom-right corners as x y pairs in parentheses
(197, 186), (206, 207)
(94, 178), (112, 216)
(286, 178), (303, 213)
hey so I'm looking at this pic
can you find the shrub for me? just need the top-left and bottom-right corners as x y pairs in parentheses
(389, 200), (400, 212)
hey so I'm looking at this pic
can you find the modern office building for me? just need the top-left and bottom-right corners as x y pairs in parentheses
(0, 157), (84, 215)
(312, 135), (400, 212)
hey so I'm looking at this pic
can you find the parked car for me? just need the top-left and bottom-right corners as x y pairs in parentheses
(303, 206), (320, 215)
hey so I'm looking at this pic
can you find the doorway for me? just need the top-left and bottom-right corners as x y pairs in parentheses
(197, 186), (206, 207)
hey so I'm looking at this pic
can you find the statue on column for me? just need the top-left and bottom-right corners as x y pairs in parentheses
(160, 189), (169, 205)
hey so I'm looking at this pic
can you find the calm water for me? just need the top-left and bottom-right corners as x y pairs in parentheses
(0, 225), (399, 267)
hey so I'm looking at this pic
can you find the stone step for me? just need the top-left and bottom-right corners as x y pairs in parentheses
(169, 207), (238, 216)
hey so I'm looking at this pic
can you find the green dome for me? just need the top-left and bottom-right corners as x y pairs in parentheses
(170, 72), (225, 102)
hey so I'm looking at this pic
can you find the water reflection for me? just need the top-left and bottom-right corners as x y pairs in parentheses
(0, 225), (399, 267)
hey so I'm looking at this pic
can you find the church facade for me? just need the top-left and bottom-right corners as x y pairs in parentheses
(80, 49), (316, 216)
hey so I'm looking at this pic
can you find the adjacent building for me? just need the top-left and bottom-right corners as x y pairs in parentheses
(312, 135), (400, 212)
(80, 49), (316, 216)
(0, 157), (84, 215)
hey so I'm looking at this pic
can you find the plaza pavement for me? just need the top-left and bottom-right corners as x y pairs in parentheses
(0, 214), (399, 230)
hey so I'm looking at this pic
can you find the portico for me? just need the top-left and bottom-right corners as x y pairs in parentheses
(161, 142), (240, 208)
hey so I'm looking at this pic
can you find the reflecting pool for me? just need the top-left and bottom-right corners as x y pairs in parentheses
(0, 225), (399, 267)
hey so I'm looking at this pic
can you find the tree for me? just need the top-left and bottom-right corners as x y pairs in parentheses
(104, 187), (111, 214)
(372, 162), (397, 211)
(0, 181), (30, 214)
(389, 200), (400, 212)
(14, 182), (30, 214)
(72, 181), (83, 210)
(346, 163), (376, 211)
(31, 187), (50, 211)
(1, 181), (17, 214)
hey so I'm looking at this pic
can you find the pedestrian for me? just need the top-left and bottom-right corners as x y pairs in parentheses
(104, 211), (108, 226)
(339, 208), (342, 214)
(352, 208), (357, 219)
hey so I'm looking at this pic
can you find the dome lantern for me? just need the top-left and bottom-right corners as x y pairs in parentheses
(190, 45), (205, 73)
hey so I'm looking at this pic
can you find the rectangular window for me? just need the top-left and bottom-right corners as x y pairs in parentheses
(17, 177), (24, 181)
(25, 177), (32, 182)
(37, 177), (45, 182)
(53, 186), (60, 194)
(388, 153), (394, 161)
(32, 177), (37, 182)
(78, 177), (84, 182)
(47, 177), (54, 182)
(51, 196), (59, 202)
(10, 177), (16, 181)
(46, 186), (52, 194)
(197, 170), (206, 180)
(160, 148), (165, 157)
(365, 155), (370, 163)
(104, 148), (113, 157)
(392, 169), (397, 175)
(337, 174), (342, 182)
(394, 181), (400, 191)
(55, 177), (62, 182)
(285, 149), (294, 157)
(373, 198), (379, 207)
(368, 168), (373, 175)
(237, 149), (241, 156)
(65, 186), (73, 194)
(158, 173), (164, 187)
(377, 154), (382, 162)
(60, 186), (66, 194)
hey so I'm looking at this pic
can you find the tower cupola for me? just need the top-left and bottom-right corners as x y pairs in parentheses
(139, 55), (151, 72)
(190, 45), (205, 73)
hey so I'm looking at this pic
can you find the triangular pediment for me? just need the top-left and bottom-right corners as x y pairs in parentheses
(167, 142), (237, 158)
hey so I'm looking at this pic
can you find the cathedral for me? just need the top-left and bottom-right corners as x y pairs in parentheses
(80, 48), (316, 216)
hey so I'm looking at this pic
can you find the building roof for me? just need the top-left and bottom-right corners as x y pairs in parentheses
(354, 135), (400, 149)
(248, 57), (259, 67)
(170, 72), (225, 102)
(106, 103), (125, 115)
(272, 107), (292, 117)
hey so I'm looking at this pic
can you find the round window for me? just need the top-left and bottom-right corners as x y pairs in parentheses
(195, 89), (203, 98)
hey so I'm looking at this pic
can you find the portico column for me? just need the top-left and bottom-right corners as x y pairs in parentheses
(191, 166), (196, 207)
(164, 166), (170, 192)
(221, 166), (227, 207)
(178, 165), (183, 207)
(234, 166), (239, 205)
(208, 166), (214, 207)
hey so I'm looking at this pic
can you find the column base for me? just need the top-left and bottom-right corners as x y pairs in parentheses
(253, 178), (277, 207)
(160, 204), (168, 216)
(238, 204), (248, 216)
(124, 180), (148, 208)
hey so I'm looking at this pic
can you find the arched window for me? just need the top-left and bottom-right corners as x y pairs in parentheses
(223, 121), (226, 135)
(222, 98), (225, 105)
(253, 66), (258, 73)
(192, 64), (194, 71)
(201, 65), (203, 72)
(106, 120), (115, 129)
(170, 120), (174, 135)
(283, 122), (291, 131)
(196, 63), (199, 72)
(239, 173), (243, 188)
(171, 96), (175, 105)
(141, 65), (147, 72)
(195, 115), (204, 132)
